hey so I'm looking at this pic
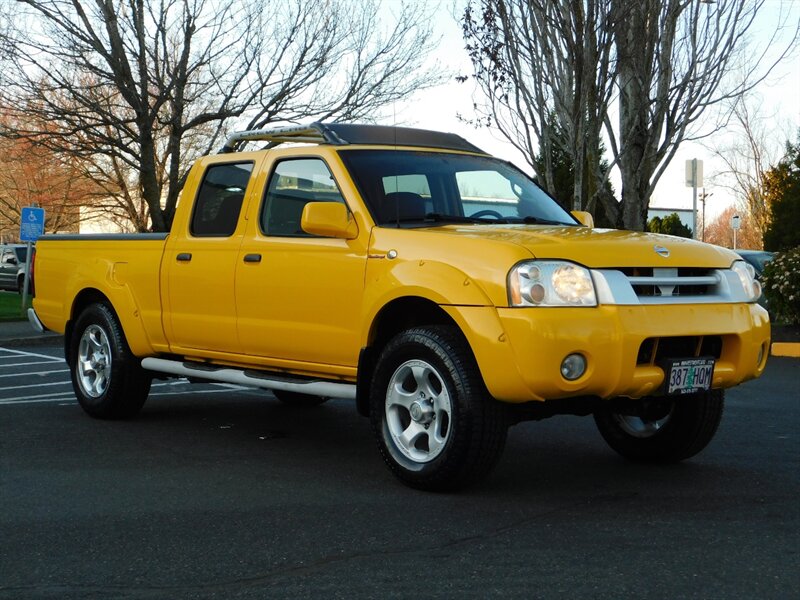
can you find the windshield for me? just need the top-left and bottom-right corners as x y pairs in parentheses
(14, 247), (27, 262)
(338, 150), (577, 227)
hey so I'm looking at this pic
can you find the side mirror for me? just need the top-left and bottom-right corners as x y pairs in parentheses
(301, 202), (358, 239)
(2, 255), (17, 265)
(571, 210), (594, 228)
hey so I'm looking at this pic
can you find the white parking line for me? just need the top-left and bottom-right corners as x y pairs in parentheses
(0, 390), (76, 404)
(1, 397), (77, 406)
(0, 369), (69, 379)
(0, 348), (62, 361)
(0, 343), (256, 406)
(0, 380), (72, 392)
(0, 360), (63, 368)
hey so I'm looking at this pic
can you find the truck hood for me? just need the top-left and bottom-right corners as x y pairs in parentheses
(423, 224), (739, 269)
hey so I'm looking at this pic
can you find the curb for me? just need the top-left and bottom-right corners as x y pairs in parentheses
(771, 342), (800, 358)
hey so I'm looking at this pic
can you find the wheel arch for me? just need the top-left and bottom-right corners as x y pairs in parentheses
(356, 296), (461, 417)
(65, 288), (114, 361)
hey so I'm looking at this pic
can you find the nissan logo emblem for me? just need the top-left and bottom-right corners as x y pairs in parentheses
(654, 245), (670, 258)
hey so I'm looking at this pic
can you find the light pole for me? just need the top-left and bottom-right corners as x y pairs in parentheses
(698, 188), (712, 242)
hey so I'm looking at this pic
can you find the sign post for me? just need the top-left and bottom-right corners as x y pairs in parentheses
(685, 159), (704, 240)
(730, 214), (741, 250)
(19, 206), (45, 315)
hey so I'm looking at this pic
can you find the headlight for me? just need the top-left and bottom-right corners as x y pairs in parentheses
(508, 261), (597, 307)
(731, 260), (762, 302)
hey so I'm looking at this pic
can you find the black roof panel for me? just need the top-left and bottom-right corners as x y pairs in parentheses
(220, 122), (487, 154)
(317, 123), (486, 154)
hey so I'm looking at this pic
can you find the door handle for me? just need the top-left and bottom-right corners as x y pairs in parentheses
(243, 253), (262, 263)
(176, 253), (192, 262)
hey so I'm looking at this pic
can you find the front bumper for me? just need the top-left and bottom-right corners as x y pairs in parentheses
(444, 302), (770, 403)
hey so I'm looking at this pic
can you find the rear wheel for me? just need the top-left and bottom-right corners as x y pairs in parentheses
(69, 302), (151, 419)
(593, 390), (724, 463)
(272, 390), (329, 407)
(370, 325), (508, 491)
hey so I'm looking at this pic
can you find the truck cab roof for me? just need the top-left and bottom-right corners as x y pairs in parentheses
(219, 122), (487, 155)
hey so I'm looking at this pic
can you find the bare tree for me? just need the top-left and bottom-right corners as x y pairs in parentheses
(462, 0), (618, 217)
(462, 0), (799, 230)
(0, 0), (443, 231)
(704, 204), (760, 249)
(707, 94), (789, 248)
(0, 125), (93, 238)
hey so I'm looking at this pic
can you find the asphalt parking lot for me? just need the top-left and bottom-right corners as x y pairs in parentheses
(0, 343), (798, 599)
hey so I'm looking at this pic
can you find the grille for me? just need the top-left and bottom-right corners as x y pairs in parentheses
(619, 267), (720, 300)
(636, 335), (723, 365)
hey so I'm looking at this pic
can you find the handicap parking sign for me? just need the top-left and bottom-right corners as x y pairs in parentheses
(20, 206), (45, 242)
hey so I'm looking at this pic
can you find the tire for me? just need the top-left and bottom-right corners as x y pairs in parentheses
(68, 302), (151, 419)
(273, 389), (329, 407)
(593, 390), (724, 463)
(369, 325), (508, 491)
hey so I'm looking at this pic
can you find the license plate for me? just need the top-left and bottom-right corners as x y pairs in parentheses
(663, 357), (715, 395)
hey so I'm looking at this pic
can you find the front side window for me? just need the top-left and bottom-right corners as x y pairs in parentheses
(190, 162), (254, 237)
(261, 158), (345, 237)
(339, 150), (577, 228)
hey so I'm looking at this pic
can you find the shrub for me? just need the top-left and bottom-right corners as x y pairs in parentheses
(762, 247), (800, 325)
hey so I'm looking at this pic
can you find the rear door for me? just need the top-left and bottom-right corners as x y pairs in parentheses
(163, 157), (260, 355)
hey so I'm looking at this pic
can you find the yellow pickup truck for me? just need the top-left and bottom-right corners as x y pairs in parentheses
(30, 123), (770, 490)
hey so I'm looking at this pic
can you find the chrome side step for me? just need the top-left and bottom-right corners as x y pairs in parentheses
(140, 357), (356, 399)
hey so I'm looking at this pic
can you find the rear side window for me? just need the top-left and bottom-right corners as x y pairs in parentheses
(261, 159), (345, 237)
(191, 162), (254, 237)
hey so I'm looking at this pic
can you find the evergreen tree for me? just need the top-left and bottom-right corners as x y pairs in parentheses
(647, 213), (692, 238)
(763, 136), (800, 252)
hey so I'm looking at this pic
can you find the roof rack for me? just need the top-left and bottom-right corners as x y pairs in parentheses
(219, 122), (486, 154)
(219, 123), (341, 153)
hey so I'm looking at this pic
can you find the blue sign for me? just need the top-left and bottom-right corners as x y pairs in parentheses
(20, 206), (46, 242)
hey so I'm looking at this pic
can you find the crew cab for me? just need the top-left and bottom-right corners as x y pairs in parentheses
(30, 123), (770, 490)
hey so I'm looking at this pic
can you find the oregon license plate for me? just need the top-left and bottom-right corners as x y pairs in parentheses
(664, 357), (715, 395)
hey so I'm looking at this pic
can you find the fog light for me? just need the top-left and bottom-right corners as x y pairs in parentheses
(757, 343), (765, 367)
(561, 353), (586, 381)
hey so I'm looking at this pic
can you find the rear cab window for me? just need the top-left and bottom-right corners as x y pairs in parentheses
(190, 162), (254, 237)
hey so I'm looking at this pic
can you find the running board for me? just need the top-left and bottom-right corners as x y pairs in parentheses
(140, 357), (356, 399)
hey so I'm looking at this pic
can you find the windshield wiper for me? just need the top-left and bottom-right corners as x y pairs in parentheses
(383, 213), (575, 226)
(512, 216), (575, 226)
(423, 213), (500, 224)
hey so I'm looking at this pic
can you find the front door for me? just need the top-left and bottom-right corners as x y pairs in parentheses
(235, 157), (367, 368)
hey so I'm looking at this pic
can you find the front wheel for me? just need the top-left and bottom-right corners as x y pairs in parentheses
(69, 302), (151, 419)
(593, 390), (724, 463)
(369, 326), (508, 491)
